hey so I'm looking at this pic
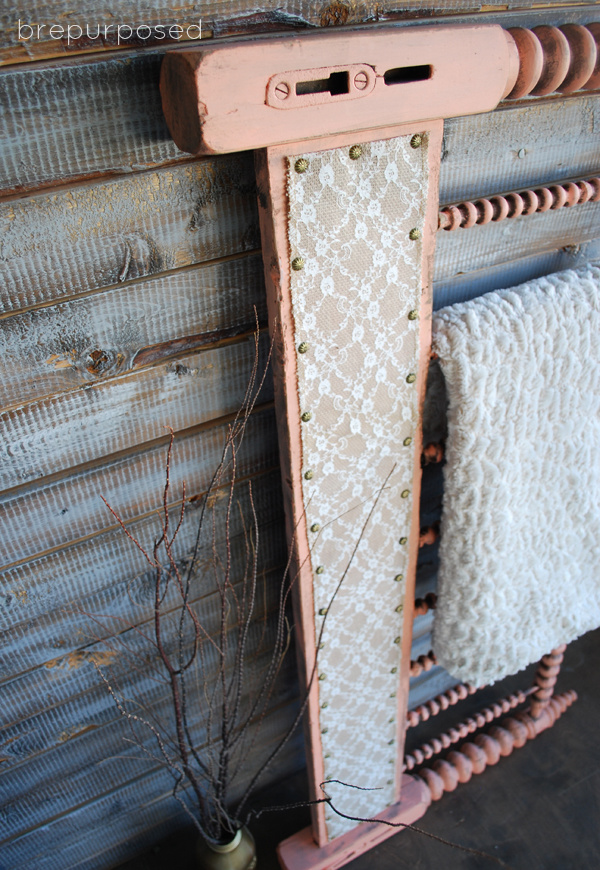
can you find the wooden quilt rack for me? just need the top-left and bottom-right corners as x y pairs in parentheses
(160, 21), (596, 870)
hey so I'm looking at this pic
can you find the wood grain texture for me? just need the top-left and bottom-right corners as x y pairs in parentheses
(1, 677), (297, 850)
(1, 618), (299, 843)
(0, 403), (277, 568)
(439, 94), (600, 204)
(1, 587), (296, 841)
(434, 201), (600, 282)
(0, 254), (265, 409)
(0, 339), (273, 492)
(5, 724), (303, 870)
(0, 50), (182, 191)
(0, 473), (286, 678)
(433, 237), (600, 308)
(0, 490), (286, 679)
(2, 699), (302, 870)
(1, 607), (293, 775)
(0, 158), (258, 313)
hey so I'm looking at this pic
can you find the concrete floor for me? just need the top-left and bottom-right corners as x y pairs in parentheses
(119, 627), (600, 869)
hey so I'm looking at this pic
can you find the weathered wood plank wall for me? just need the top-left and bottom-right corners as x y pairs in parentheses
(1, 1), (599, 866)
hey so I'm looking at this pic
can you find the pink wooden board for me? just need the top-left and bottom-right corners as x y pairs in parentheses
(277, 775), (431, 870)
(256, 121), (442, 851)
(160, 25), (516, 154)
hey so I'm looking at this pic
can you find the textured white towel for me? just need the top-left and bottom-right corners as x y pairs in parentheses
(432, 266), (600, 686)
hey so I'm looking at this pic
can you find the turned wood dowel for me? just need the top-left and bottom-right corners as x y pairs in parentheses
(406, 682), (477, 727)
(409, 650), (437, 677)
(530, 644), (567, 718)
(404, 690), (527, 769)
(418, 526), (439, 548)
(439, 176), (600, 231)
(505, 24), (600, 99)
(422, 442), (445, 464)
(413, 592), (438, 617)
(414, 690), (577, 799)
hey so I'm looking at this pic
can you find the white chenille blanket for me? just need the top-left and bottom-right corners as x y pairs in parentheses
(432, 266), (600, 686)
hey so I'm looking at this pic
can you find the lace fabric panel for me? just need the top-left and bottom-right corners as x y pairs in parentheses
(286, 135), (430, 840)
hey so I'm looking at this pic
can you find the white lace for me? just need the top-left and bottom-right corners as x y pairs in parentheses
(287, 134), (430, 838)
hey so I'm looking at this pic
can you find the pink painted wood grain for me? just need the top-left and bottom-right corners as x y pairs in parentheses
(256, 120), (442, 853)
(277, 775), (431, 870)
(161, 25), (517, 155)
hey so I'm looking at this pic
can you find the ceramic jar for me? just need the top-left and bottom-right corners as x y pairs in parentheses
(196, 827), (256, 870)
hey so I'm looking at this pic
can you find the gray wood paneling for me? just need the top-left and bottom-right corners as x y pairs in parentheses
(0, 340), (273, 492)
(1, 404), (277, 568)
(0, 471), (284, 675)
(0, 158), (258, 312)
(1, 18), (598, 195)
(0, 255), (265, 409)
(435, 202), (600, 283)
(2, 699), (302, 870)
(440, 95), (600, 205)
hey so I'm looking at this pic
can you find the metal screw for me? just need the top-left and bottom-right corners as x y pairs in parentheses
(408, 309), (418, 321)
(316, 565), (325, 574)
(395, 604), (403, 613)
(406, 373), (416, 384)
(298, 341), (309, 353)
(394, 574), (403, 582)
(319, 673), (326, 680)
(399, 536), (408, 545)
(518, 148), (527, 159)
(295, 157), (309, 173)
(322, 702), (329, 708)
(403, 436), (412, 447)
(319, 642), (325, 649)
(409, 228), (421, 241)
(319, 607), (327, 615)
(387, 780), (393, 785)
(394, 636), (401, 644)
(292, 256), (304, 271)
(353, 70), (369, 90)
(391, 666), (398, 673)
(275, 81), (290, 100)
(321, 727), (329, 734)
(401, 489), (410, 499)
(349, 144), (363, 160)
(410, 133), (423, 149)
(304, 469), (314, 480)
(311, 523), (321, 533)
(301, 411), (312, 422)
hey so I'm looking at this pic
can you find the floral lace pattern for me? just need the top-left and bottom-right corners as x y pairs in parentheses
(287, 135), (430, 839)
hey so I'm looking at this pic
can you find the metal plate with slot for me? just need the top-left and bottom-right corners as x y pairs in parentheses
(266, 64), (376, 108)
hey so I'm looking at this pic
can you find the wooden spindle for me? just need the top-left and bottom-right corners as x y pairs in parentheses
(404, 690), (527, 770)
(413, 592), (438, 617)
(415, 690), (577, 800)
(409, 650), (437, 677)
(530, 644), (566, 718)
(406, 682), (476, 728)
